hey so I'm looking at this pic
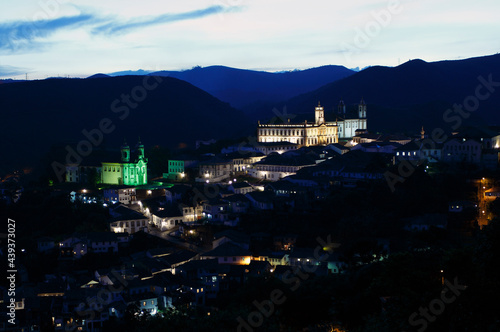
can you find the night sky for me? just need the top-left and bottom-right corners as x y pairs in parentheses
(1, 0), (500, 79)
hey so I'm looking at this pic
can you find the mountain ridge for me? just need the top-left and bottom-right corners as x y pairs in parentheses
(0, 75), (251, 175)
(272, 54), (500, 134)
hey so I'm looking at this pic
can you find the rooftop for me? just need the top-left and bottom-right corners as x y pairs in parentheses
(201, 242), (252, 257)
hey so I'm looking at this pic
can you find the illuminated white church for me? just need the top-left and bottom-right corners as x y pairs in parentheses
(257, 99), (367, 146)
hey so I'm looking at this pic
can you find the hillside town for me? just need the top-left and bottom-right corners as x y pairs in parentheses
(2, 99), (500, 331)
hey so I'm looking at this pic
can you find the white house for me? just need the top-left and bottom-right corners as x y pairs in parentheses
(151, 205), (184, 231)
(103, 186), (137, 205)
(109, 206), (149, 234)
(228, 181), (254, 195)
(180, 204), (203, 224)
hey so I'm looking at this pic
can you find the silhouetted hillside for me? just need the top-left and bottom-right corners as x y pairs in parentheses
(277, 54), (500, 134)
(149, 65), (355, 109)
(87, 73), (110, 79)
(0, 76), (251, 175)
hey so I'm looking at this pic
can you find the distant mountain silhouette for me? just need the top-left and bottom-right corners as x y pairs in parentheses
(149, 65), (355, 109)
(0, 76), (250, 175)
(108, 69), (153, 76)
(0, 79), (25, 84)
(276, 54), (500, 134)
(87, 73), (110, 79)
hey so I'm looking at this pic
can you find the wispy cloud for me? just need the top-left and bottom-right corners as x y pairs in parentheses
(92, 5), (242, 36)
(0, 65), (28, 78)
(0, 14), (97, 53)
(0, 5), (242, 54)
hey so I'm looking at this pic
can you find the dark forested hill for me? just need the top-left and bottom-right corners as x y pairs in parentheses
(277, 54), (500, 134)
(149, 65), (355, 109)
(0, 75), (251, 175)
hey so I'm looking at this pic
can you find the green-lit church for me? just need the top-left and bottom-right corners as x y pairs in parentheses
(101, 139), (148, 185)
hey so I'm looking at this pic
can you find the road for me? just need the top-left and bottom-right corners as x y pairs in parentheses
(478, 178), (489, 229)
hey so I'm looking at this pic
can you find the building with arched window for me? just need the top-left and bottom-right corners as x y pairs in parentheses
(101, 139), (148, 185)
(257, 100), (367, 146)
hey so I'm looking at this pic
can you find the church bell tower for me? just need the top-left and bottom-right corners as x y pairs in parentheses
(358, 98), (367, 119)
(121, 139), (130, 163)
(315, 102), (325, 125)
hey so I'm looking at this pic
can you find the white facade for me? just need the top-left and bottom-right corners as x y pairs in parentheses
(152, 212), (183, 231)
(181, 204), (203, 223)
(336, 101), (368, 139)
(257, 104), (338, 146)
(109, 218), (148, 234)
(248, 163), (314, 181)
(337, 118), (367, 139)
(258, 101), (367, 145)
(199, 161), (232, 181)
(442, 138), (482, 164)
(103, 187), (136, 204)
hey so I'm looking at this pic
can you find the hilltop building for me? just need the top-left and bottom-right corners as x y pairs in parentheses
(336, 99), (368, 139)
(101, 139), (148, 185)
(257, 99), (367, 147)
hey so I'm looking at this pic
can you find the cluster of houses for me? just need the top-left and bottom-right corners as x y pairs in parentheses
(4, 228), (346, 331)
(5, 122), (498, 330)
(187, 126), (500, 186)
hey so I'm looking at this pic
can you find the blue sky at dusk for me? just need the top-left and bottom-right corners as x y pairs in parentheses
(1, 0), (499, 79)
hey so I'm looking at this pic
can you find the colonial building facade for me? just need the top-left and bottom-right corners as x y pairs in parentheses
(336, 99), (367, 139)
(101, 139), (148, 185)
(257, 100), (367, 146)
